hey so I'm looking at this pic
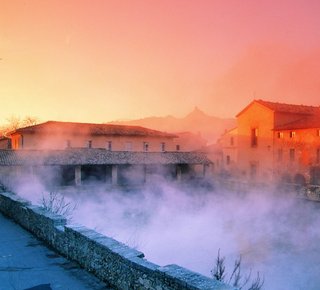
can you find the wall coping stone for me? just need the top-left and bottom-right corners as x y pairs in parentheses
(159, 265), (232, 290)
(65, 224), (145, 259)
(1, 190), (31, 206)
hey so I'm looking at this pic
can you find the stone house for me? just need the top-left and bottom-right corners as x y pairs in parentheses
(217, 127), (238, 176)
(0, 121), (212, 188)
(273, 114), (320, 185)
(221, 99), (320, 185)
(8, 121), (181, 152)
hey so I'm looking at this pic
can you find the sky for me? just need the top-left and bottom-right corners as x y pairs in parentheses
(1, 0), (320, 124)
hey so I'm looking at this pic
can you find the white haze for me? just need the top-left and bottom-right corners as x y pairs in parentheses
(13, 176), (320, 290)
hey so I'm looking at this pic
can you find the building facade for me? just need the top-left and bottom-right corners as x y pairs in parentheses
(217, 127), (238, 176)
(0, 137), (11, 149)
(7, 121), (182, 152)
(0, 121), (212, 189)
(221, 100), (320, 185)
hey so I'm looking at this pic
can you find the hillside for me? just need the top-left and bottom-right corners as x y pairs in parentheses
(109, 107), (236, 144)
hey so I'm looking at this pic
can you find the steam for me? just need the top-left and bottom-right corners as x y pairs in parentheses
(10, 175), (320, 290)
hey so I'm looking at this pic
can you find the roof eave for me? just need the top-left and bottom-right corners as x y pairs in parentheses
(235, 99), (274, 117)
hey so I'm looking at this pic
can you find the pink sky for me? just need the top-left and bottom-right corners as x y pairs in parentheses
(1, 0), (320, 124)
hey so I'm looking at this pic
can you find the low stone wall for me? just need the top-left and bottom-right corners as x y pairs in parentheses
(0, 190), (235, 290)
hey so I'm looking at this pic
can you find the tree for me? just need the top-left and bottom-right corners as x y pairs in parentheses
(0, 115), (39, 137)
(40, 191), (76, 219)
(21, 116), (39, 127)
(211, 249), (264, 290)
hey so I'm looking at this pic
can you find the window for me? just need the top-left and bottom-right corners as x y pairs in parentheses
(226, 155), (230, 165)
(143, 142), (149, 152)
(7, 139), (12, 149)
(250, 163), (258, 179)
(230, 137), (234, 146)
(317, 129), (320, 137)
(277, 149), (283, 161)
(289, 131), (296, 138)
(176, 144), (180, 151)
(161, 142), (166, 152)
(87, 140), (92, 148)
(107, 141), (112, 151)
(21, 135), (24, 149)
(277, 132), (284, 139)
(290, 148), (295, 161)
(251, 128), (258, 147)
(125, 142), (132, 151)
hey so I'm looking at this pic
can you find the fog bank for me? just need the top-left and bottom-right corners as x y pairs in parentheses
(16, 180), (320, 290)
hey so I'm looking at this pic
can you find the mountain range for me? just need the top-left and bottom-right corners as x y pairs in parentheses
(109, 107), (236, 144)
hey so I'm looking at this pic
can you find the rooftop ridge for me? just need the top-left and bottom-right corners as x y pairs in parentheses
(256, 99), (320, 112)
(11, 121), (177, 138)
(256, 99), (320, 107)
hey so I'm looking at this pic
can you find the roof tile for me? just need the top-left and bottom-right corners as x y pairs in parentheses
(0, 149), (212, 166)
(256, 99), (320, 115)
(274, 114), (320, 130)
(12, 121), (177, 138)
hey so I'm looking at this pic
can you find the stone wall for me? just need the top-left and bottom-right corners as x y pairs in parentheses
(0, 190), (235, 290)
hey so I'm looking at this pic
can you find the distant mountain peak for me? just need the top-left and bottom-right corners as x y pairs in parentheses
(186, 106), (207, 118)
(108, 107), (236, 143)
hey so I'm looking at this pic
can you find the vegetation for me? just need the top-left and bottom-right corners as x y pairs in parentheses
(0, 183), (7, 192)
(40, 191), (76, 219)
(211, 249), (264, 290)
(0, 115), (39, 137)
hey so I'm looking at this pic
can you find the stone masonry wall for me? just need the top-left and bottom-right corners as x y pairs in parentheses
(0, 190), (235, 290)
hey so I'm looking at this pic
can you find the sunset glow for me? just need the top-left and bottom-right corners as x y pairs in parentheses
(1, 0), (320, 124)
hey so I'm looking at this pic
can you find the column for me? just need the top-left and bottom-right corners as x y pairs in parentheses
(106, 165), (112, 184)
(176, 165), (182, 182)
(75, 165), (81, 186)
(203, 164), (206, 178)
(112, 165), (118, 186)
(143, 165), (147, 184)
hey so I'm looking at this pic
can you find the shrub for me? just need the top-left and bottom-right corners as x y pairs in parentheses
(211, 249), (264, 290)
(40, 191), (76, 219)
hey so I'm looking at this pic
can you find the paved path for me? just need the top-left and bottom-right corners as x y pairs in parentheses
(0, 213), (111, 290)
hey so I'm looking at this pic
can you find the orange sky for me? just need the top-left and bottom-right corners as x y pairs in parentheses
(1, 0), (320, 124)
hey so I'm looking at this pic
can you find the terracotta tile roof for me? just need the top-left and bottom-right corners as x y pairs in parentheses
(11, 121), (177, 138)
(0, 149), (212, 166)
(256, 100), (320, 130)
(274, 114), (320, 130)
(256, 99), (320, 115)
(236, 99), (320, 117)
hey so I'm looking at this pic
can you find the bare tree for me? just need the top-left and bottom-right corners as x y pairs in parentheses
(212, 248), (226, 281)
(40, 191), (76, 220)
(21, 115), (39, 127)
(211, 249), (264, 290)
(5, 116), (22, 131)
(0, 115), (39, 137)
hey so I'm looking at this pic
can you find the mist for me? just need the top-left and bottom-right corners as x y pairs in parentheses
(12, 175), (320, 290)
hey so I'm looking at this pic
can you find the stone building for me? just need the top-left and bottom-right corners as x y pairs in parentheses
(0, 121), (212, 188)
(217, 127), (238, 176)
(220, 99), (320, 185)
(7, 121), (181, 152)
